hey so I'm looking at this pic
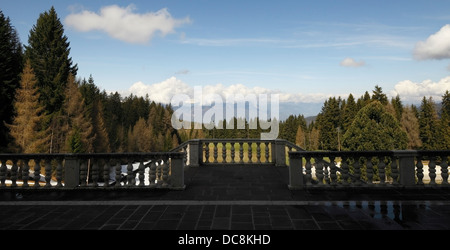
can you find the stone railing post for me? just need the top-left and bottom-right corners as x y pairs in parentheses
(170, 153), (186, 190)
(188, 139), (201, 167)
(394, 150), (417, 187)
(64, 156), (80, 189)
(288, 152), (304, 190)
(273, 139), (286, 167)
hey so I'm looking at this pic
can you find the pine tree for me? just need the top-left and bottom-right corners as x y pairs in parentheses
(342, 101), (407, 151)
(63, 74), (94, 153)
(342, 94), (357, 133)
(79, 76), (110, 152)
(316, 97), (341, 150)
(25, 6), (77, 114)
(391, 95), (403, 121)
(128, 117), (152, 152)
(401, 106), (422, 149)
(0, 11), (23, 151)
(418, 97), (441, 150)
(7, 61), (49, 153)
(295, 126), (307, 149)
(440, 91), (450, 149)
(371, 85), (388, 105)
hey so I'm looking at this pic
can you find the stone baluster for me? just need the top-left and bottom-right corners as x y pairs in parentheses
(256, 142), (261, 163)
(127, 159), (134, 187)
(341, 156), (349, 186)
(239, 142), (244, 163)
(248, 142), (253, 163)
(353, 157), (361, 186)
(80, 160), (87, 187)
(115, 161), (122, 187)
(10, 159), (18, 188)
(390, 156), (399, 185)
(222, 142), (227, 163)
(92, 159), (99, 187)
(323, 160), (329, 184)
(264, 142), (270, 163)
(305, 156), (312, 185)
(314, 157), (324, 185)
(416, 156), (424, 185)
(22, 159), (30, 188)
(440, 155), (448, 185)
(378, 156), (386, 185)
(149, 161), (157, 187)
(366, 157), (373, 185)
(103, 158), (110, 187)
(44, 158), (52, 187)
(56, 158), (63, 187)
(213, 142), (219, 163)
(0, 159), (6, 187)
(156, 160), (162, 184)
(138, 160), (145, 187)
(205, 142), (210, 163)
(34, 159), (41, 188)
(329, 156), (337, 185)
(230, 142), (236, 163)
(162, 158), (169, 188)
(428, 156), (436, 185)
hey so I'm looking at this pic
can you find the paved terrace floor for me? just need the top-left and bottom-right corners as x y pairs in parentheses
(1, 165), (450, 230)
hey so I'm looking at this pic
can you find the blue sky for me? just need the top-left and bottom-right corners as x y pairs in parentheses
(2, 0), (450, 115)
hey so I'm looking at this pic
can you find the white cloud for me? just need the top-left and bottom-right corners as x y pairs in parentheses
(124, 77), (336, 104)
(339, 57), (366, 67)
(128, 77), (193, 103)
(65, 4), (191, 44)
(414, 24), (450, 60)
(390, 76), (450, 101)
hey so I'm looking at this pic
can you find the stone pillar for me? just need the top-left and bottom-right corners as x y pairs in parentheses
(394, 150), (417, 187)
(171, 153), (186, 190)
(288, 152), (304, 190)
(188, 139), (201, 167)
(273, 139), (286, 167)
(64, 156), (80, 189)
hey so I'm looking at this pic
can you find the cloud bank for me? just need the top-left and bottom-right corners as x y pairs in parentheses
(122, 77), (336, 104)
(340, 57), (366, 67)
(414, 24), (450, 60)
(390, 76), (450, 101)
(65, 4), (191, 44)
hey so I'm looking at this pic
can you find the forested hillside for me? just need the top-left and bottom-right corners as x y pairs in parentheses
(1, 7), (449, 153)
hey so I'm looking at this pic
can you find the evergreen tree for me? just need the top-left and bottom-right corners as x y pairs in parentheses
(103, 91), (123, 152)
(7, 61), (49, 153)
(63, 74), (94, 153)
(401, 106), (422, 149)
(342, 101), (407, 151)
(371, 85), (388, 105)
(418, 97), (441, 150)
(79, 76), (110, 152)
(25, 6), (77, 114)
(391, 95), (403, 121)
(316, 97), (341, 150)
(0, 10), (23, 151)
(440, 91), (450, 149)
(342, 94), (357, 133)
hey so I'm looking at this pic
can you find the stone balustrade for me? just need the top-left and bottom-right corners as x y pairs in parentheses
(2, 140), (448, 191)
(0, 152), (185, 189)
(288, 150), (450, 189)
(171, 139), (303, 167)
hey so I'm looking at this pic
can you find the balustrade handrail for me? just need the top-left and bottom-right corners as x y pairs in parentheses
(288, 149), (450, 189)
(0, 152), (186, 190)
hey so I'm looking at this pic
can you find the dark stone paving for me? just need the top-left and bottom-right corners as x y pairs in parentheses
(1, 165), (450, 230)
